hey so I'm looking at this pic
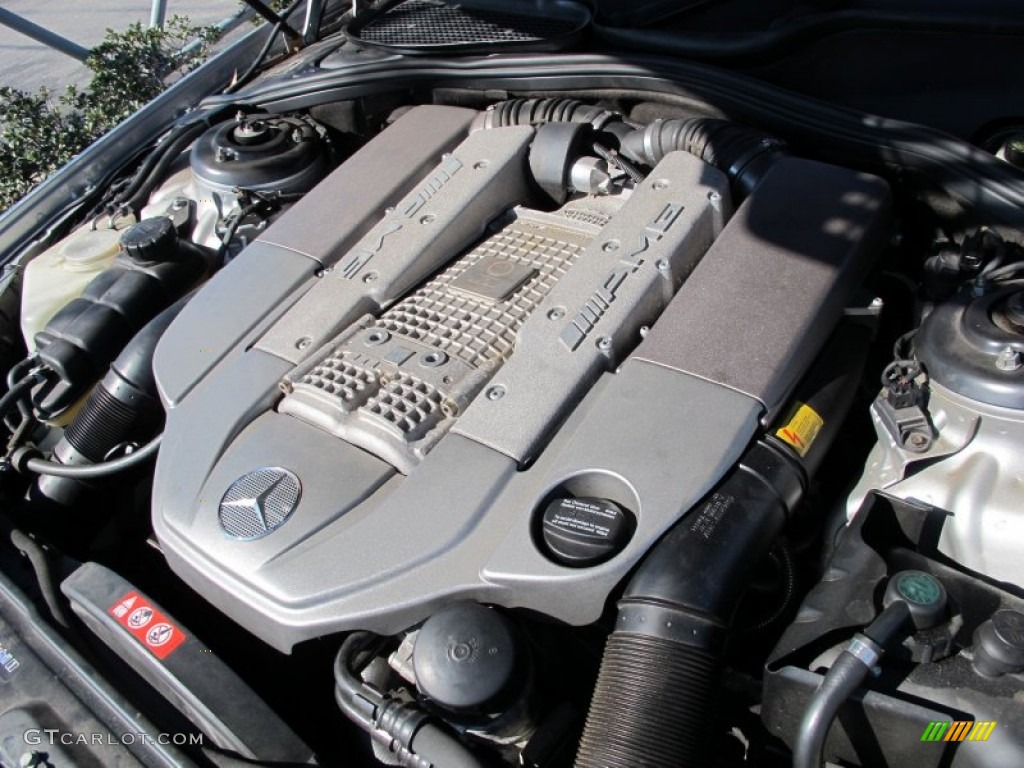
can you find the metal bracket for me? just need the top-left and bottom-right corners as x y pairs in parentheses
(304, 0), (326, 45)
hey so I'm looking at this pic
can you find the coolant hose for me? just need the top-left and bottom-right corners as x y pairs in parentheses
(334, 632), (486, 768)
(620, 118), (786, 197)
(792, 601), (912, 768)
(792, 651), (873, 768)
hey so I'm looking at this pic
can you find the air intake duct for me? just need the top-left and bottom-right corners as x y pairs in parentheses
(472, 98), (622, 132)
(575, 319), (874, 768)
(35, 297), (187, 505)
(620, 118), (786, 198)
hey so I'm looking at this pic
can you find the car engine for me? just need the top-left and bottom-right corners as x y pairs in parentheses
(2, 4), (1024, 767)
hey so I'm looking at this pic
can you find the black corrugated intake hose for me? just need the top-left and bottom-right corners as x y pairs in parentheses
(575, 320), (873, 768)
(619, 117), (786, 198)
(472, 97), (628, 139)
(334, 632), (487, 768)
(33, 297), (187, 505)
(575, 440), (804, 768)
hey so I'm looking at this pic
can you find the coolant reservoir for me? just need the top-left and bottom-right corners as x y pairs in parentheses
(20, 214), (135, 351)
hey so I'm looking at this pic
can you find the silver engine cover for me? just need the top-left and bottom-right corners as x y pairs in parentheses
(151, 106), (757, 651)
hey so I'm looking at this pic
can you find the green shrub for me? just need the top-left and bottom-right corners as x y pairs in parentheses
(0, 15), (219, 213)
(245, 0), (293, 25)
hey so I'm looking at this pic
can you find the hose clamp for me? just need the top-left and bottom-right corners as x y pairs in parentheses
(848, 633), (884, 674)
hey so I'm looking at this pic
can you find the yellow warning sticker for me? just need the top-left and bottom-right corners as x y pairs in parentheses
(775, 403), (824, 458)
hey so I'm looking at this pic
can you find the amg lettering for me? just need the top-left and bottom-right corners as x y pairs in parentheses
(560, 203), (683, 350)
(341, 155), (463, 279)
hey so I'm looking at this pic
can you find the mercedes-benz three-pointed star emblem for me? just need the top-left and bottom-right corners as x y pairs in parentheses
(218, 468), (301, 540)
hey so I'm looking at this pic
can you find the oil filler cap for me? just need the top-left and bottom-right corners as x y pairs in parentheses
(540, 496), (631, 567)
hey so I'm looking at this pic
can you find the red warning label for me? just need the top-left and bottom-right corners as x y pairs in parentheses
(109, 591), (186, 660)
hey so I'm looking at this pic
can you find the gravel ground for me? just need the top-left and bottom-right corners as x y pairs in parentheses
(0, 1), (244, 92)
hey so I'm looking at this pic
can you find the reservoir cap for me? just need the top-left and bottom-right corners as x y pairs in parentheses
(120, 216), (177, 265)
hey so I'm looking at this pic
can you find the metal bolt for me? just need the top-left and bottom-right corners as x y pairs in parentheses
(708, 190), (722, 204)
(547, 307), (565, 321)
(486, 385), (505, 401)
(215, 146), (235, 163)
(904, 431), (932, 452)
(420, 350), (448, 368)
(420, 214), (436, 225)
(472, 160), (489, 170)
(602, 240), (619, 253)
(596, 336), (612, 351)
(365, 330), (390, 347)
(996, 345), (1022, 371)
(295, 336), (312, 351)
(656, 259), (670, 271)
(652, 179), (669, 191)
(171, 197), (188, 211)
(362, 271), (378, 283)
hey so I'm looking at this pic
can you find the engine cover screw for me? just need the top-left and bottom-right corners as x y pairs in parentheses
(995, 345), (1022, 371)
(596, 336), (612, 351)
(547, 307), (565, 320)
(364, 330), (390, 346)
(486, 386), (505, 401)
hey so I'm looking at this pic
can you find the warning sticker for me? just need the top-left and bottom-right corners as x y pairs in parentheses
(109, 591), (186, 660)
(775, 402), (824, 458)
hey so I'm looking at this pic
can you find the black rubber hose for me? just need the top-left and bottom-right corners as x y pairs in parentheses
(9, 528), (72, 629)
(334, 632), (486, 768)
(0, 371), (45, 424)
(22, 434), (162, 479)
(793, 602), (911, 768)
(792, 651), (871, 768)
(116, 122), (205, 208)
(619, 117), (785, 197)
(119, 122), (212, 214)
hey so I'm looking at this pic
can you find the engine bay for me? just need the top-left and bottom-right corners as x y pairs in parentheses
(2, 8), (1024, 766)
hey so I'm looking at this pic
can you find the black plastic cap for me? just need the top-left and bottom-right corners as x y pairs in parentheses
(541, 497), (630, 567)
(413, 603), (518, 715)
(972, 610), (1024, 678)
(119, 217), (177, 265)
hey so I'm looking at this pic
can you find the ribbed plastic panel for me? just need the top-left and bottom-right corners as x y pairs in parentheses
(363, 373), (445, 439)
(295, 356), (376, 412)
(281, 208), (595, 472)
(376, 217), (582, 368)
(347, 0), (590, 53)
